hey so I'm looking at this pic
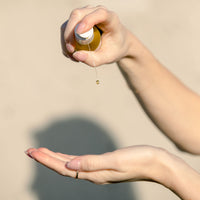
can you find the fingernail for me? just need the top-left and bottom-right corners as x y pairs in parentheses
(65, 160), (80, 170)
(73, 51), (87, 62)
(66, 43), (75, 53)
(25, 150), (33, 159)
(76, 23), (86, 34)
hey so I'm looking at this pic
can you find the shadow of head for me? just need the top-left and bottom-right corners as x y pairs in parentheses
(31, 116), (137, 200)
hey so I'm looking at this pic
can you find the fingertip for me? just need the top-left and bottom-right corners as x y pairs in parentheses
(25, 148), (37, 159)
(25, 150), (33, 159)
(66, 43), (75, 53)
(30, 149), (46, 161)
(73, 51), (88, 62)
(75, 22), (86, 34)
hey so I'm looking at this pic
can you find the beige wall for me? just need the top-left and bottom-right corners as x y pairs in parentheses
(0, 0), (200, 200)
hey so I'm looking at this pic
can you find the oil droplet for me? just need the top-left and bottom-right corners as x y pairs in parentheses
(87, 43), (101, 85)
(96, 80), (100, 85)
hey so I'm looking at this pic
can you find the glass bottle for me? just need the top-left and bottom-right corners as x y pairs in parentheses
(74, 25), (101, 51)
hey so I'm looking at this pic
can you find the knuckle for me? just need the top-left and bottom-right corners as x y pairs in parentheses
(82, 156), (91, 169)
(89, 176), (107, 185)
(110, 11), (119, 21)
(70, 8), (82, 18)
(90, 56), (101, 67)
(90, 61), (98, 68)
(82, 155), (98, 170)
(97, 7), (108, 16)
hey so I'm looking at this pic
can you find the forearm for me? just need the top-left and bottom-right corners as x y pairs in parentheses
(152, 149), (200, 200)
(118, 31), (200, 154)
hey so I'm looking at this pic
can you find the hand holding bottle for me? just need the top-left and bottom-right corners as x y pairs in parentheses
(61, 5), (139, 67)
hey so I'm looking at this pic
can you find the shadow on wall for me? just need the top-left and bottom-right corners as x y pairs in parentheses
(31, 116), (138, 200)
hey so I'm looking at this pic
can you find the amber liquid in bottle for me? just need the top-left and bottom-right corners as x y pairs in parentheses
(75, 26), (101, 51)
(75, 26), (101, 85)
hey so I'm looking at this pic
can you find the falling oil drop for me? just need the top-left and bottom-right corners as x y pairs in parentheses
(87, 44), (100, 85)
(96, 80), (100, 85)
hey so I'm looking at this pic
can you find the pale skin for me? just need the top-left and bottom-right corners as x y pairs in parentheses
(26, 5), (200, 200)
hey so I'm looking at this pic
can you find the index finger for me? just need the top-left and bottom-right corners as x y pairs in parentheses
(64, 6), (95, 44)
(30, 150), (76, 177)
(75, 6), (118, 34)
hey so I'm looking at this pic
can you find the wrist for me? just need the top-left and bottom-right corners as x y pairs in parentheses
(135, 147), (175, 185)
(126, 146), (175, 184)
(150, 148), (200, 200)
(116, 29), (165, 96)
(148, 148), (176, 188)
(117, 30), (158, 92)
(119, 30), (156, 68)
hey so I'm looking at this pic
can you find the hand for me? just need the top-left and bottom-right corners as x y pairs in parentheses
(61, 5), (133, 67)
(25, 145), (164, 184)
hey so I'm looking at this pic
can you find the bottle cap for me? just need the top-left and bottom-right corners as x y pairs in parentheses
(75, 25), (94, 45)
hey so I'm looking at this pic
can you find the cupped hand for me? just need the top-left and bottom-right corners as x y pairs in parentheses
(61, 5), (132, 67)
(25, 145), (164, 185)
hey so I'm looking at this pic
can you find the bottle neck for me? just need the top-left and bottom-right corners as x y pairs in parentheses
(75, 33), (94, 45)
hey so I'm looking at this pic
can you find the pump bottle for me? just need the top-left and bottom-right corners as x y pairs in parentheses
(74, 25), (101, 51)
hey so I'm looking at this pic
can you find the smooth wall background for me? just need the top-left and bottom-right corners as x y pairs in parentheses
(0, 0), (200, 200)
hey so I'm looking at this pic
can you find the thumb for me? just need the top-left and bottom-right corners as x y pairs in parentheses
(72, 50), (111, 67)
(66, 154), (111, 172)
